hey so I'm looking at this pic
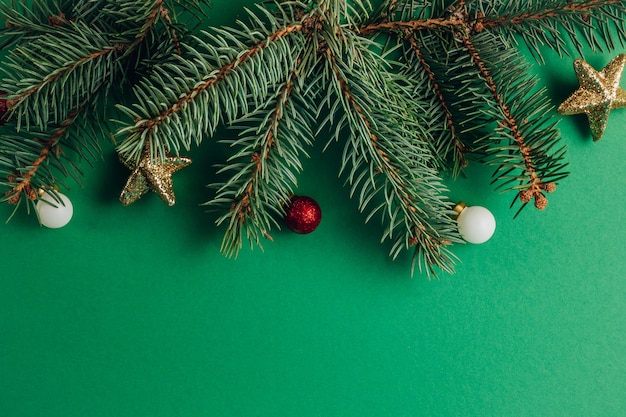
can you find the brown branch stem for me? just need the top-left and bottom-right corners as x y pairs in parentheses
(135, 0), (165, 46)
(129, 0), (182, 55)
(232, 65), (299, 236)
(360, 17), (463, 35)
(361, 0), (623, 35)
(7, 46), (121, 110)
(479, 0), (625, 29)
(405, 35), (467, 170)
(6, 108), (82, 204)
(460, 35), (553, 209)
(160, 7), (182, 55)
(136, 23), (303, 139)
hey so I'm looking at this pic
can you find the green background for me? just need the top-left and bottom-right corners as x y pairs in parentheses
(1, 2), (625, 416)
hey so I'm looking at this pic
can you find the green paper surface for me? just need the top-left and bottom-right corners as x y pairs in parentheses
(1, 2), (626, 416)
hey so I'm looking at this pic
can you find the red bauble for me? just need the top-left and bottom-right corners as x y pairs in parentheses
(284, 195), (322, 234)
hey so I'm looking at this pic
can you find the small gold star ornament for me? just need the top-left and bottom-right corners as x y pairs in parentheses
(119, 148), (192, 206)
(558, 54), (626, 141)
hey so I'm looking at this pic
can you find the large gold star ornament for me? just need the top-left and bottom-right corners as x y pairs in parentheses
(558, 54), (626, 141)
(119, 149), (192, 206)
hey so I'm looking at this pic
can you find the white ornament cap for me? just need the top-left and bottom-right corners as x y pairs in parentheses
(35, 190), (73, 228)
(454, 202), (496, 244)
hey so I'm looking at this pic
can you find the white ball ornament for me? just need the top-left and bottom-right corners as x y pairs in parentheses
(35, 191), (73, 228)
(455, 203), (496, 244)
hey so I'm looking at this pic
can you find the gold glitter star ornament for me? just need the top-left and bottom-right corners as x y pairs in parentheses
(119, 149), (192, 206)
(558, 54), (626, 141)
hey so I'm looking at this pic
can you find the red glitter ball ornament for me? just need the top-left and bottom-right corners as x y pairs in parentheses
(284, 195), (322, 234)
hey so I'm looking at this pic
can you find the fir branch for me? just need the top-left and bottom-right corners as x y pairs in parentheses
(320, 29), (460, 276)
(360, 0), (626, 59)
(359, 0), (571, 209)
(404, 33), (467, 174)
(208, 56), (316, 256)
(115, 5), (307, 163)
(2, 21), (124, 130)
(460, 31), (567, 210)
(1, 105), (95, 205)
(3, 0), (623, 276)
(222, 77), (299, 250)
(479, 0), (625, 29)
(463, 34), (547, 204)
(159, 5), (183, 55)
(104, 0), (183, 55)
(4, 110), (77, 204)
(0, 1), (111, 48)
(147, 23), (302, 125)
(478, 0), (626, 61)
(0, 1), (71, 33)
(7, 45), (122, 111)
(127, 0), (172, 47)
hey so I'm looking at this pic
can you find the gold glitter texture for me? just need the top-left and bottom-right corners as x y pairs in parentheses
(558, 54), (626, 141)
(119, 149), (192, 206)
